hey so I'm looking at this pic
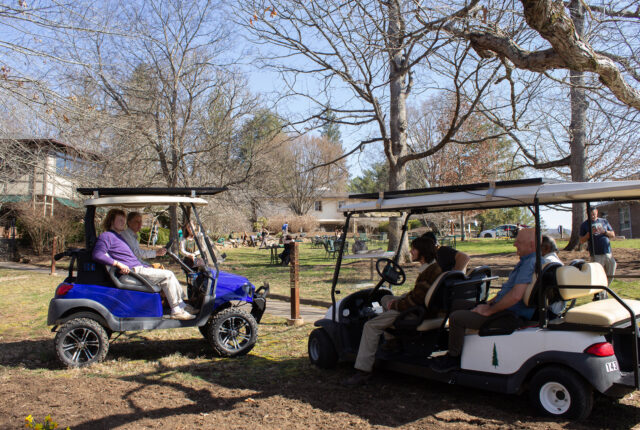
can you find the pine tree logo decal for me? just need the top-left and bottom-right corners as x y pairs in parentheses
(492, 343), (499, 368)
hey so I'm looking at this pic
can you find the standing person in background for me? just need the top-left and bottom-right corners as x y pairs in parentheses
(121, 212), (167, 266)
(282, 222), (289, 236)
(151, 221), (159, 246)
(580, 208), (616, 286)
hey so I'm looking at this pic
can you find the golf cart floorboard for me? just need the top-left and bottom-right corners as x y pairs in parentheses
(375, 357), (515, 393)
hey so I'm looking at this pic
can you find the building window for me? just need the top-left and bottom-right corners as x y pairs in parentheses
(619, 205), (631, 231)
(314, 201), (322, 211)
(337, 201), (345, 210)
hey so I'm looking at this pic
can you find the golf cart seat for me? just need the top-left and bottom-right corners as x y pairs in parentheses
(558, 263), (640, 326)
(467, 265), (492, 302)
(405, 271), (471, 332)
(472, 262), (564, 337)
(105, 266), (162, 293)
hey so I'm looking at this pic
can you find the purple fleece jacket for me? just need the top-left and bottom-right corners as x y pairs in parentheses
(92, 231), (147, 269)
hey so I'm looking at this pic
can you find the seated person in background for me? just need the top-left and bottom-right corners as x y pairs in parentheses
(344, 236), (442, 386)
(279, 234), (294, 265)
(180, 222), (204, 269)
(120, 211), (167, 266)
(541, 235), (562, 264)
(431, 228), (539, 373)
(92, 209), (197, 320)
(422, 231), (470, 272)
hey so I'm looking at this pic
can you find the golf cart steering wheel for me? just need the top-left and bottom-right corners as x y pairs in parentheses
(375, 258), (406, 286)
(164, 239), (195, 273)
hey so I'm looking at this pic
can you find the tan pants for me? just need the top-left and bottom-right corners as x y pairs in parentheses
(133, 266), (186, 309)
(354, 295), (401, 373)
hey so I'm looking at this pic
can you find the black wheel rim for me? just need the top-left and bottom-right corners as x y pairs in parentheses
(61, 327), (101, 364)
(217, 316), (252, 352)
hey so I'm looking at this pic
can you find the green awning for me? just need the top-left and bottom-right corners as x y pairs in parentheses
(54, 197), (82, 209)
(0, 195), (30, 203)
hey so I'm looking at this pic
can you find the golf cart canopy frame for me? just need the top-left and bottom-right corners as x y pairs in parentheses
(77, 187), (227, 208)
(80, 187), (223, 274)
(341, 178), (640, 214)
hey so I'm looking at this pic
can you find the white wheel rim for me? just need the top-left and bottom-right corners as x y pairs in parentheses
(539, 381), (571, 415)
(309, 337), (320, 360)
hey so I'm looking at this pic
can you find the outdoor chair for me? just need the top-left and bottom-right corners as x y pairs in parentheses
(324, 239), (338, 259)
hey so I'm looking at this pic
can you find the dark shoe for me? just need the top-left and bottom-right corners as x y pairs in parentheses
(342, 370), (372, 386)
(430, 354), (460, 373)
(380, 338), (401, 353)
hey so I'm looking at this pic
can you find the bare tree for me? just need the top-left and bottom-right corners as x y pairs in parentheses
(235, 0), (507, 258)
(57, 0), (264, 239)
(278, 134), (347, 215)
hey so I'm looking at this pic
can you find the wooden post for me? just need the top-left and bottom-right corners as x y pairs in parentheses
(50, 235), (57, 276)
(288, 242), (303, 325)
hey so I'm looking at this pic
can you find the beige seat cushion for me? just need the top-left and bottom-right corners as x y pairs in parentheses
(564, 298), (640, 326)
(557, 263), (607, 299)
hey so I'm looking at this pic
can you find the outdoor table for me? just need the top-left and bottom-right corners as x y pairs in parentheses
(343, 249), (395, 279)
(267, 244), (284, 264)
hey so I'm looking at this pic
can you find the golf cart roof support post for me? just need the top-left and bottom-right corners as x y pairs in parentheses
(534, 198), (547, 328)
(84, 205), (96, 249)
(393, 212), (411, 264)
(331, 212), (353, 323)
(586, 202), (596, 258)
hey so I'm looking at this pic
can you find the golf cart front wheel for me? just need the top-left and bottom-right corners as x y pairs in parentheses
(308, 328), (338, 369)
(207, 308), (258, 357)
(529, 366), (593, 420)
(54, 317), (109, 368)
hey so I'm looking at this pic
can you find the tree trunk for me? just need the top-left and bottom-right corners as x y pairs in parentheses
(385, 1), (410, 262)
(460, 212), (466, 241)
(565, 0), (588, 251)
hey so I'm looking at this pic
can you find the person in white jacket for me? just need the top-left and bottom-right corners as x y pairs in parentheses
(120, 212), (167, 265)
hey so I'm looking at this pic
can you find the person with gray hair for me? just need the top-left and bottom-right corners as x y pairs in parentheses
(541, 234), (561, 264)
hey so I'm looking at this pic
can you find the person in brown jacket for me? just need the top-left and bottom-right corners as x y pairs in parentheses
(344, 236), (442, 386)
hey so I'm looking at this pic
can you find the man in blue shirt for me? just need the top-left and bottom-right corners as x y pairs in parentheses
(431, 228), (539, 373)
(579, 208), (616, 286)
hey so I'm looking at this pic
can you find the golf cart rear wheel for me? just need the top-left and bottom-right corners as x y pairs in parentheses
(308, 328), (338, 369)
(529, 366), (593, 420)
(55, 317), (109, 368)
(207, 308), (258, 357)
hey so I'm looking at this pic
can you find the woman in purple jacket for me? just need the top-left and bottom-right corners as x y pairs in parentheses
(92, 209), (196, 320)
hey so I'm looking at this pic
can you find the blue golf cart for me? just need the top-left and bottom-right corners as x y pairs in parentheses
(48, 187), (268, 367)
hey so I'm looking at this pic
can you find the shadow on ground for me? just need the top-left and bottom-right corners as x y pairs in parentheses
(2, 333), (638, 429)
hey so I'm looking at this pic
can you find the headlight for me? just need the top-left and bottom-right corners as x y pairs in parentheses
(241, 282), (253, 296)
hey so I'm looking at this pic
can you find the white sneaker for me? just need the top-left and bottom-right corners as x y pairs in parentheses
(171, 308), (196, 320)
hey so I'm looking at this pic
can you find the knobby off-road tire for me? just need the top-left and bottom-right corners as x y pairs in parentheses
(529, 365), (593, 420)
(55, 317), (109, 368)
(207, 308), (258, 357)
(308, 328), (338, 369)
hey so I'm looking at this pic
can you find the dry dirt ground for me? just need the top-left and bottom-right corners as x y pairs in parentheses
(2, 250), (640, 429)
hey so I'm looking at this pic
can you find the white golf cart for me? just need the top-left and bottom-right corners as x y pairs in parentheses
(308, 178), (640, 420)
